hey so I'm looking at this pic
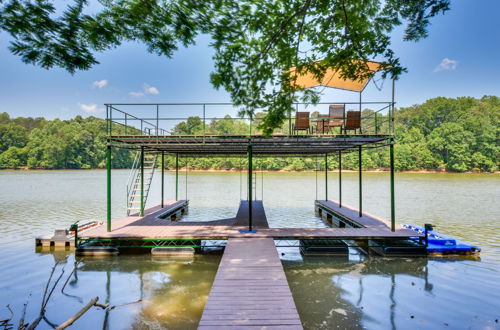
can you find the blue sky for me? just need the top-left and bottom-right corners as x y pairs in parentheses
(1, 0), (499, 120)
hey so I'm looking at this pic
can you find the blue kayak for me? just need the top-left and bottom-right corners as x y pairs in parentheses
(403, 224), (481, 255)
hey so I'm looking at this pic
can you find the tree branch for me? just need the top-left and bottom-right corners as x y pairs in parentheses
(55, 297), (99, 330)
(248, 0), (313, 65)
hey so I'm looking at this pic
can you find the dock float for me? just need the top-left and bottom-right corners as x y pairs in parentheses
(198, 238), (302, 329)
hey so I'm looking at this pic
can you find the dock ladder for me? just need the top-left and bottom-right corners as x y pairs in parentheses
(126, 152), (157, 215)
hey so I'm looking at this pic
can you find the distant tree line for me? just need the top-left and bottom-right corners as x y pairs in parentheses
(0, 114), (133, 169)
(0, 96), (498, 172)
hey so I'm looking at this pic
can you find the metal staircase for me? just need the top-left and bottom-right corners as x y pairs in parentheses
(127, 152), (157, 215)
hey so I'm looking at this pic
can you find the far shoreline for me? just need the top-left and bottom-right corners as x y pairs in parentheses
(1, 168), (498, 174)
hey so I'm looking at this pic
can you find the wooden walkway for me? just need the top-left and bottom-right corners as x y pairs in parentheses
(198, 238), (302, 329)
(234, 201), (269, 228)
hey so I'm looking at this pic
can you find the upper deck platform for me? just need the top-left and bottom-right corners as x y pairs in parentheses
(109, 134), (390, 155)
(105, 101), (395, 155)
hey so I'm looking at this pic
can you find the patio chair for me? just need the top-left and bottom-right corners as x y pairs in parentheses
(292, 112), (311, 134)
(344, 110), (362, 134)
(328, 104), (345, 133)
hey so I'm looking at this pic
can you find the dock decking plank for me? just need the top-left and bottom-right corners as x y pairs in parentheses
(234, 200), (269, 228)
(198, 238), (302, 329)
(316, 200), (398, 229)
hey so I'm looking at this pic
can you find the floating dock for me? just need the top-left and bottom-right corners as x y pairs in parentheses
(198, 238), (303, 329)
(198, 201), (302, 328)
(79, 201), (419, 242)
(76, 200), (422, 328)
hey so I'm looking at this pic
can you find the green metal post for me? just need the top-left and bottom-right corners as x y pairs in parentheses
(391, 78), (396, 134)
(390, 139), (396, 231)
(106, 145), (111, 232)
(248, 142), (253, 231)
(175, 153), (179, 200)
(140, 146), (144, 217)
(161, 151), (164, 208)
(325, 153), (328, 200)
(185, 157), (188, 200)
(358, 146), (362, 217)
(203, 104), (206, 136)
(339, 150), (342, 208)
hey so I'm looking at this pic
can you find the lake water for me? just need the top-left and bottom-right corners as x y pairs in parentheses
(0, 170), (499, 329)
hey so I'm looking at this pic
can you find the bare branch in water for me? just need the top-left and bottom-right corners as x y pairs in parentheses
(60, 263), (83, 304)
(42, 270), (65, 311)
(42, 316), (58, 329)
(40, 262), (60, 315)
(61, 262), (80, 295)
(18, 293), (31, 330)
(55, 297), (99, 330)
(108, 299), (143, 311)
(94, 303), (109, 310)
(0, 304), (14, 329)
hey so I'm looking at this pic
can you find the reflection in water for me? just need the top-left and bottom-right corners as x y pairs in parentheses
(78, 255), (220, 330)
(284, 255), (431, 329)
(285, 254), (499, 330)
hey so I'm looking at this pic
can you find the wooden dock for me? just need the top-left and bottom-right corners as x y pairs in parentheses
(315, 200), (399, 229)
(198, 238), (302, 329)
(75, 200), (427, 328)
(80, 200), (420, 240)
(234, 200), (269, 228)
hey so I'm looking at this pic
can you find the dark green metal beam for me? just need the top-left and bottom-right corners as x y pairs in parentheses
(248, 142), (253, 231)
(325, 153), (328, 200)
(390, 138), (396, 232)
(175, 153), (179, 200)
(106, 145), (111, 232)
(161, 151), (164, 208)
(359, 145), (362, 217)
(339, 150), (342, 208)
(140, 146), (145, 216)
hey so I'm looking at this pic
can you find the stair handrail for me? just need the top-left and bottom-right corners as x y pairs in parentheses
(126, 151), (141, 201)
(142, 154), (157, 205)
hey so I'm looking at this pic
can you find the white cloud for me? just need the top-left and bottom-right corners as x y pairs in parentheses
(79, 103), (104, 114)
(143, 84), (159, 95)
(434, 58), (459, 72)
(129, 83), (160, 97)
(92, 79), (108, 88)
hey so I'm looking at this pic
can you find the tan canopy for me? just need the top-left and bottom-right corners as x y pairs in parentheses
(289, 60), (382, 92)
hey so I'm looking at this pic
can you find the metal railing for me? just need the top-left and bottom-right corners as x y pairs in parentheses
(105, 101), (395, 138)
